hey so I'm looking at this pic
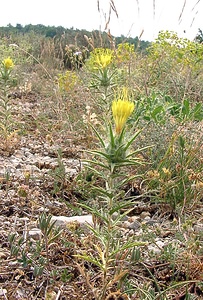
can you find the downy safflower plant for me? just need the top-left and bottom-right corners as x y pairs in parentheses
(89, 87), (146, 168)
(86, 48), (118, 101)
(1, 57), (14, 81)
(0, 57), (16, 150)
(77, 87), (148, 299)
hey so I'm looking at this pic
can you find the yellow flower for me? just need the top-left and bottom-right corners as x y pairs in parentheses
(2, 57), (14, 70)
(162, 167), (171, 177)
(195, 181), (203, 190)
(88, 48), (113, 70)
(112, 98), (134, 134)
(95, 53), (112, 69)
(147, 170), (160, 179)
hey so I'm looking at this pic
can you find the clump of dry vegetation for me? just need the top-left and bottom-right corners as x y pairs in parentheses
(0, 11), (203, 300)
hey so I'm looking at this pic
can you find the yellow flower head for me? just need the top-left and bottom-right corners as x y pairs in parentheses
(95, 53), (112, 69)
(89, 48), (113, 70)
(147, 170), (160, 179)
(112, 94), (134, 134)
(162, 167), (171, 177)
(2, 57), (14, 70)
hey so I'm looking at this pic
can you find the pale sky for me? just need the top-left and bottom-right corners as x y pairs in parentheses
(0, 0), (202, 41)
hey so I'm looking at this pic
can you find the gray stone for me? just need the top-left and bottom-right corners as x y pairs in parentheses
(0, 289), (7, 297)
(28, 228), (42, 240)
(146, 219), (159, 226)
(128, 220), (141, 230)
(194, 224), (203, 233)
(51, 215), (93, 227)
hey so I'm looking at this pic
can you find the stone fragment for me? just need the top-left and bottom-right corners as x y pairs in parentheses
(0, 289), (7, 297)
(51, 215), (93, 227)
(194, 224), (203, 233)
(140, 211), (151, 219)
(28, 228), (42, 240)
(128, 220), (141, 230)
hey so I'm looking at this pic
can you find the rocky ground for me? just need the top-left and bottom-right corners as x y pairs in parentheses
(0, 134), (203, 299)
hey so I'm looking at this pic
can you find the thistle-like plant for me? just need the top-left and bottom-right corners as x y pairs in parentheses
(75, 88), (149, 299)
(86, 48), (119, 105)
(0, 57), (16, 151)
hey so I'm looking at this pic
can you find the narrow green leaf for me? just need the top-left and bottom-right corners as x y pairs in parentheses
(78, 203), (109, 223)
(110, 241), (146, 258)
(126, 145), (153, 158)
(89, 150), (110, 160)
(74, 254), (104, 270)
(109, 123), (115, 148)
(89, 124), (106, 148)
(118, 127), (126, 144)
(151, 105), (164, 118)
(84, 159), (109, 171)
(124, 130), (142, 151)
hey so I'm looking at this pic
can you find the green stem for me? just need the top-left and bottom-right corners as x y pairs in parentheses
(100, 163), (116, 300)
